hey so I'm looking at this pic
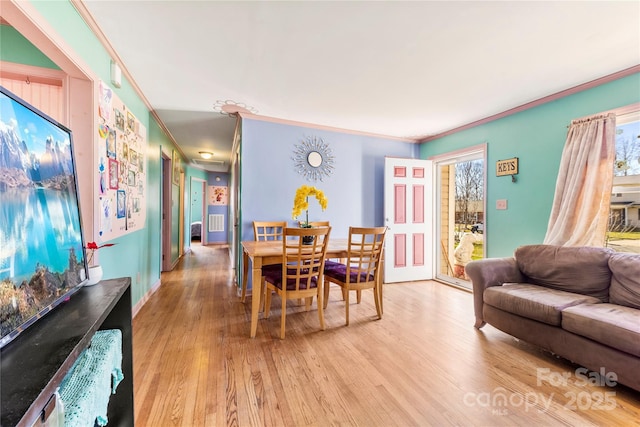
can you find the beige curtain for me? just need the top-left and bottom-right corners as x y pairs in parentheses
(544, 113), (616, 247)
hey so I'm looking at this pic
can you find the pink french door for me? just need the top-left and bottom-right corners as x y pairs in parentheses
(384, 157), (433, 283)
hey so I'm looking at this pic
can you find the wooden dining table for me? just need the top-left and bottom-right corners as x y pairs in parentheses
(241, 238), (384, 338)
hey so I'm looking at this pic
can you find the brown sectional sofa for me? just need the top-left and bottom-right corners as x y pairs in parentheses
(466, 244), (640, 392)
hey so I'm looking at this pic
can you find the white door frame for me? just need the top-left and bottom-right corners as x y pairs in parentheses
(430, 144), (487, 288)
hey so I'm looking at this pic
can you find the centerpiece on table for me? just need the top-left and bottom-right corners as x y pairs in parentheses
(83, 241), (116, 286)
(292, 185), (328, 244)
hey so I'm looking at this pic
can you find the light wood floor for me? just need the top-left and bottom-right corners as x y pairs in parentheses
(132, 244), (640, 426)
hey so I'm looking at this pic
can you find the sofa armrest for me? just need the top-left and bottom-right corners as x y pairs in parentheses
(466, 257), (524, 329)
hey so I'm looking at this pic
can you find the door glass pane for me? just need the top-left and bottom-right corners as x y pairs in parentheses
(608, 114), (640, 253)
(435, 152), (485, 288)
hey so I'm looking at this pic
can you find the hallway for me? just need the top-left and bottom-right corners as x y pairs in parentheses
(131, 244), (640, 426)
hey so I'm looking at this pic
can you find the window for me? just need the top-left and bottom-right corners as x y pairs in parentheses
(607, 111), (640, 253)
(433, 145), (486, 289)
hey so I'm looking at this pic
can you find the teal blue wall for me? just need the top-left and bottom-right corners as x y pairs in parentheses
(15, 1), (186, 305)
(420, 73), (640, 258)
(0, 24), (59, 68)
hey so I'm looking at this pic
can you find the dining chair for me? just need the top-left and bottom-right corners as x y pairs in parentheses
(253, 221), (286, 241)
(241, 221), (287, 303)
(310, 221), (330, 227)
(323, 226), (387, 325)
(263, 226), (331, 339)
(298, 220), (330, 227)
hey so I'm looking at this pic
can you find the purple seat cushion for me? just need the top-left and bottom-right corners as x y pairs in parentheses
(261, 264), (282, 274)
(324, 264), (374, 284)
(263, 268), (319, 291)
(514, 245), (613, 301)
(323, 260), (344, 272)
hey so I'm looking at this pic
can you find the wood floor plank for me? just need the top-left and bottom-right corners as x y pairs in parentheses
(132, 244), (640, 426)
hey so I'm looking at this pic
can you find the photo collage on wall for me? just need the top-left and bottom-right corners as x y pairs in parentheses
(97, 81), (147, 241)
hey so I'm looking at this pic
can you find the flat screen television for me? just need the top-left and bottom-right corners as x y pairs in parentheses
(0, 86), (88, 349)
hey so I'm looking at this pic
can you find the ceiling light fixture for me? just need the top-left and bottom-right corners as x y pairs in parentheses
(213, 100), (258, 116)
(199, 151), (214, 159)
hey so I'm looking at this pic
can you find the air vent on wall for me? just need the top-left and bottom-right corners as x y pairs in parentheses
(192, 159), (225, 166)
(208, 214), (224, 232)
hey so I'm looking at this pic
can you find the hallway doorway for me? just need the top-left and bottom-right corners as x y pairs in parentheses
(189, 177), (207, 248)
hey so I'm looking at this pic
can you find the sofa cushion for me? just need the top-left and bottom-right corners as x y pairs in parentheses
(562, 303), (640, 357)
(514, 245), (613, 301)
(608, 252), (640, 310)
(484, 283), (601, 326)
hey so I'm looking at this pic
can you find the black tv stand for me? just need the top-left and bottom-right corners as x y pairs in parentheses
(1, 278), (134, 427)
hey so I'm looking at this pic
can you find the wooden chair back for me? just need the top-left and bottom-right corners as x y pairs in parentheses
(323, 226), (387, 325)
(263, 226), (331, 338)
(298, 220), (330, 227)
(345, 226), (387, 287)
(253, 221), (286, 241)
(281, 226), (331, 293)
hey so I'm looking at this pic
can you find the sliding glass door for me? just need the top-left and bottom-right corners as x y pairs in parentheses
(434, 147), (486, 289)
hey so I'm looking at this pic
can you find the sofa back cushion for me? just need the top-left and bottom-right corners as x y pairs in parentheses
(514, 245), (613, 301)
(609, 252), (640, 309)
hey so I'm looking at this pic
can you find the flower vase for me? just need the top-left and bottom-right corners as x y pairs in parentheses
(300, 224), (315, 245)
(85, 265), (103, 286)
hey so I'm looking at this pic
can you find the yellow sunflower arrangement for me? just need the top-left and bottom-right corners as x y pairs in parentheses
(292, 185), (328, 227)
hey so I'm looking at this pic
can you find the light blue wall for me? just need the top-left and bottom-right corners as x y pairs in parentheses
(207, 173), (229, 243)
(240, 119), (417, 241)
(420, 73), (640, 258)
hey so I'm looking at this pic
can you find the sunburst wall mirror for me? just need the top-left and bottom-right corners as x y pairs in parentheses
(292, 135), (335, 182)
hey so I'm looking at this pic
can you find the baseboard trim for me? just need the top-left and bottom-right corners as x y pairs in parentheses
(132, 278), (162, 318)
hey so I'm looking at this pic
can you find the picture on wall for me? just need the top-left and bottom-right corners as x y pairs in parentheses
(172, 149), (180, 185)
(209, 186), (228, 205)
(114, 108), (125, 131)
(109, 159), (118, 189)
(117, 190), (126, 218)
(96, 81), (147, 241)
(107, 129), (116, 158)
(126, 111), (135, 132)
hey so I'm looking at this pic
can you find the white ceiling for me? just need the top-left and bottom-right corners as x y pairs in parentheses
(81, 1), (640, 172)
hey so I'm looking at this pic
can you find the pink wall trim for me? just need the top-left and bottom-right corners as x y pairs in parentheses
(573, 102), (640, 121)
(394, 234), (406, 268)
(3, 1), (94, 81)
(0, 61), (66, 86)
(420, 65), (640, 143)
(238, 112), (417, 143)
(427, 143), (487, 162)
